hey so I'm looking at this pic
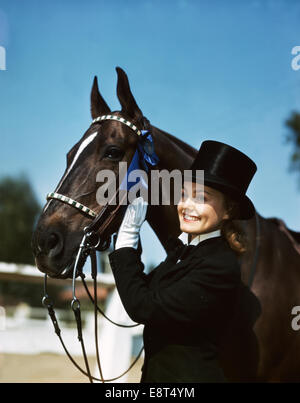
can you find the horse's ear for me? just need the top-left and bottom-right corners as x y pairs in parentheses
(90, 76), (111, 119)
(116, 67), (143, 124)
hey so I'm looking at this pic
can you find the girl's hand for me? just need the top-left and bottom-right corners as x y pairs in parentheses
(115, 197), (148, 250)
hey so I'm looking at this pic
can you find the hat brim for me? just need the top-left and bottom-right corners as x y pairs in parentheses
(183, 173), (256, 220)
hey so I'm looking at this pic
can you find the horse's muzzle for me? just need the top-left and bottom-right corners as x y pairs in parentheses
(32, 224), (78, 278)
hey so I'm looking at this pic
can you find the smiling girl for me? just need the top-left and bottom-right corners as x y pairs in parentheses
(109, 140), (257, 383)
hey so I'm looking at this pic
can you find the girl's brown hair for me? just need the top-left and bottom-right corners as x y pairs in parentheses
(220, 194), (248, 255)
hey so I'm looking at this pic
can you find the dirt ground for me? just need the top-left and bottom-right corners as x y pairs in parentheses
(0, 353), (143, 383)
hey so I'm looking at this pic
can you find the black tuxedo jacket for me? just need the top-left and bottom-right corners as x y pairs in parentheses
(108, 235), (242, 383)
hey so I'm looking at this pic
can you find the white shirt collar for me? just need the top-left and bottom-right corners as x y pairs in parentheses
(178, 229), (221, 246)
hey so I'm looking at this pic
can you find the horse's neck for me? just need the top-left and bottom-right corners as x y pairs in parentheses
(145, 126), (197, 250)
(152, 125), (197, 170)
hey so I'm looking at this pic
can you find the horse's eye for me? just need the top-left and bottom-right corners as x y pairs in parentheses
(103, 146), (124, 161)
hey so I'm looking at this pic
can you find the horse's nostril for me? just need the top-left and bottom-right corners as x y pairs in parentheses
(47, 233), (59, 250)
(32, 227), (64, 260)
(46, 231), (64, 258)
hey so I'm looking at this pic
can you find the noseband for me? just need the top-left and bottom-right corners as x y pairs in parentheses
(43, 114), (156, 383)
(46, 192), (98, 218)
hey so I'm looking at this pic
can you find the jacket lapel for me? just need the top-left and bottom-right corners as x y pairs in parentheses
(152, 236), (223, 285)
(153, 243), (201, 285)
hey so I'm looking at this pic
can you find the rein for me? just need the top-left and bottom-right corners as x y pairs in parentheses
(43, 114), (155, 383)
(43, 231), (144, 383)
(247, 210), (261, 288)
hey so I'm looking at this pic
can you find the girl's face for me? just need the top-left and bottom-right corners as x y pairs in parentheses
(177, 181), (229, 239)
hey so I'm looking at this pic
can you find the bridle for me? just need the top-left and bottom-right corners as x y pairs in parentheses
(43, 114), (157, 383)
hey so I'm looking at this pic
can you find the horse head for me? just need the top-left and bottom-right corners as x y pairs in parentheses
(32, 67), (157, 278)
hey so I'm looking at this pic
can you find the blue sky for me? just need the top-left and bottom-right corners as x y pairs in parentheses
(1, 0), (300, 266)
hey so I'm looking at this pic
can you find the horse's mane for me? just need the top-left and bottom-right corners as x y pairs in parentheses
(152, 125), (197, 157)
(268, 217), (300, 253)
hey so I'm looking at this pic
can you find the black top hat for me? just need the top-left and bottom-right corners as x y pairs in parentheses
(185, 140), (257, 219)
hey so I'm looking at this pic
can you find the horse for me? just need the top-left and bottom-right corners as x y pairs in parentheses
(32, 67), (300, 382)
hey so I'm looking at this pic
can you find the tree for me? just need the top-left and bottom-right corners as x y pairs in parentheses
(0, 174), (41, 265)
(285, 111), (300, 189)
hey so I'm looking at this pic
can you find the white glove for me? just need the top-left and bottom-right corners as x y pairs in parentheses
(115, 197), (148, 250)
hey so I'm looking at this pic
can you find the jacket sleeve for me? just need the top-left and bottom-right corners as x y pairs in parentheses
(108, 246), (241, 326)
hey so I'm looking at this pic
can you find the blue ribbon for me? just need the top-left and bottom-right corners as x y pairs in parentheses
(119, 130), (159, 191)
